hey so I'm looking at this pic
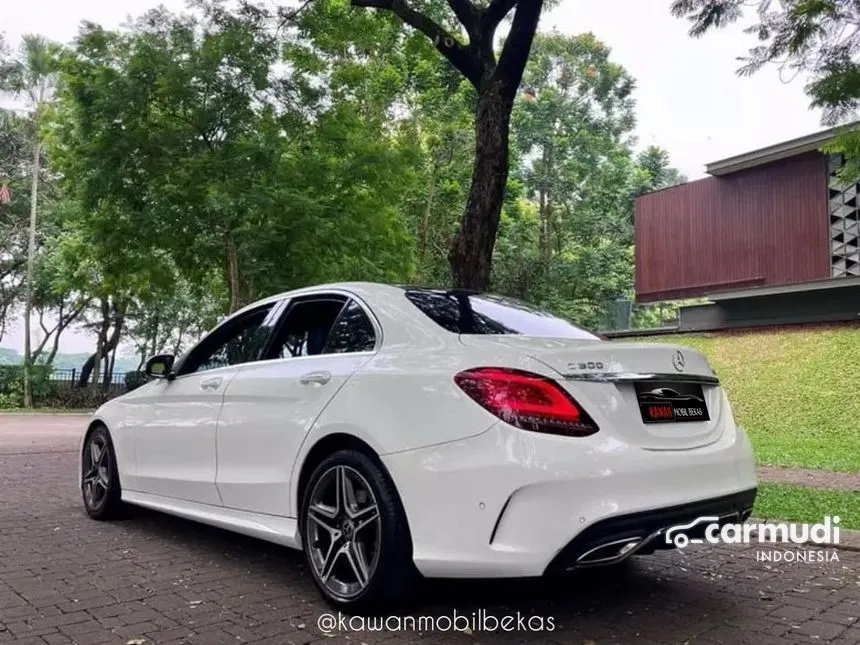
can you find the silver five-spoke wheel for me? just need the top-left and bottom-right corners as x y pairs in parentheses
(305, 465), (382, 600)
(81, 425), (123, 520)
(82, 434), (111, 509)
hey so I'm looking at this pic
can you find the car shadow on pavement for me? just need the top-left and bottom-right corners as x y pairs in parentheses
(116, 504), (732, 626)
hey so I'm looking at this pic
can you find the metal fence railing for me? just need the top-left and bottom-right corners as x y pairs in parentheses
(48, 368), (129, 393)
(598, 299), (681, 333)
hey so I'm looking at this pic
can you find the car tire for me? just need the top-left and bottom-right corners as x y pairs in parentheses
(300, 449), (415, 613)
(81, 425), (124, 520)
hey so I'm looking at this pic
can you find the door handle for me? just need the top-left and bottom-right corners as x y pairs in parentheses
(200, 376), (223, 390)
(299, 370), (331, 386)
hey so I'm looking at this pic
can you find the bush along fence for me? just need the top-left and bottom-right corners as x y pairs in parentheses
(0, 365), (148, 409)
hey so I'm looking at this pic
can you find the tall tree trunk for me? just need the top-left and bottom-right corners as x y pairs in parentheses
(46, 327), (62, 366)
(538, 187), (548, 265)
(22, 139), (41, 408)
(449, 82), (513, 291)
(89, 299), (111, 388)
(46, 301), (85, 366)
(226, 232), (241, 313)
(79, 303), (125, 388)
(104, 345), (117, 388)
(101, 303), (126, 389)
(420, 164), (437, 267)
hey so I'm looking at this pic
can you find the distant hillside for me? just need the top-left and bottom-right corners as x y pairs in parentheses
(0, 349), (140, 373)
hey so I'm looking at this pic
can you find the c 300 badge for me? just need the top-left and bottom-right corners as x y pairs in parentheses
(567, 361), (604, 371)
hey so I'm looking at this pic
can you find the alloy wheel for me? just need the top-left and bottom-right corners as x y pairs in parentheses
(305, 465), (382, 600)
(82, 434), (111, 510)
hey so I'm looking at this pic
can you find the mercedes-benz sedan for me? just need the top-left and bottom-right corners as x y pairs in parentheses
(80, 282), (757, 610)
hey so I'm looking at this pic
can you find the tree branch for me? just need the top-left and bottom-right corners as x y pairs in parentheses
(483, 0), (518, 28)
(446, 0), (479, 37)
(277, 0), (316, 28)
(352, 0), (484, 87)
(495, 0), (544, 98)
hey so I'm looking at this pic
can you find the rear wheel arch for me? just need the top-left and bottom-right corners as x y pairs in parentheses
(295, 434), (414, 555)
(296, 435), (417, 610)
(296, 433), (395, 518)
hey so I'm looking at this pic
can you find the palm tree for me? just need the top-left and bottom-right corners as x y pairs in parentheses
(1, 35), (58, 407)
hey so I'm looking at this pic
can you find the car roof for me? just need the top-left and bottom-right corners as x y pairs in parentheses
(232, 282), (406, 314)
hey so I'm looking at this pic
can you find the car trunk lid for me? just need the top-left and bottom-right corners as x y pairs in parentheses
(458, 336), (725, 450)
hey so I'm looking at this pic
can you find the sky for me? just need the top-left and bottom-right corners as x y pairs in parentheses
(1, 0), (827, 355)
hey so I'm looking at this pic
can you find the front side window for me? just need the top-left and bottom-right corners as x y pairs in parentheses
(404, 289), (598, 340)
(184, 305), (275, 374)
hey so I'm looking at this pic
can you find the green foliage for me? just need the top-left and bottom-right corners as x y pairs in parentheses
(0, 111), (30, 342)
(636, 326), (860, 472)
(671, 0), (860, 178)
(47, 2), (418, 315)
(756, 484), (860, 530)
(12, 4), (689, 398)
(491, 32), (677, 330)
(635, 146), (687, 193)
(0, 364), (53, 408)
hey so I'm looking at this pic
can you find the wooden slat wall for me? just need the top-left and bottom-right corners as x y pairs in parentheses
(635, 152), (831, 303)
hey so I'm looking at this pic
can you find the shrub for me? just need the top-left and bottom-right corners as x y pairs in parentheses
(46, 387), (112, 409)
(0, 364), (121, 409)
(124, 371), (149, 392)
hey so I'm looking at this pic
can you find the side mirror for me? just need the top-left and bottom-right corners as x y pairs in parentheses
(144, 354), (175, 380)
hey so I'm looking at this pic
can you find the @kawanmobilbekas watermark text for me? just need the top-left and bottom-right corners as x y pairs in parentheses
(317, 610), (556, 634)
(665, 515), (841, 562)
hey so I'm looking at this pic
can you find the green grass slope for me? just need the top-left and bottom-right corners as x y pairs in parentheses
(631, 324), (860, 473)
(755, 484), (860, 529)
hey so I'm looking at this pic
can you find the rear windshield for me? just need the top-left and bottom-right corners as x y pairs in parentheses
(403, 289), (598, 340)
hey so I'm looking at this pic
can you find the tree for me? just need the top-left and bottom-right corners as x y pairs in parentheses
(492, 32), (645, 329)
(513, 32), (636, 267)
(670, 0), (860, 176)
(0, 35), (58, 407)
(635, 145), (687, 194)
(0, 110), (30, 345)
(345, 0), (547, 290)
(48, 2), (417, 320)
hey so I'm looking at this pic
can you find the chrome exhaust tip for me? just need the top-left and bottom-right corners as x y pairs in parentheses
(576, 537), (644, 566)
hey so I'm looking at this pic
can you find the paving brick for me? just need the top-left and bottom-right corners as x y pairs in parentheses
(2, 414), (860, 645)
(792, 619), (849, 640)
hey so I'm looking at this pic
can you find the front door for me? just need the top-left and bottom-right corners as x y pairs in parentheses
(133, 302), (279, 505)
(215, 295), (378, 516)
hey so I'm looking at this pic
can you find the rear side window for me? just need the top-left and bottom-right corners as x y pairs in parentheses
(324, 300), (376, 353)
(404, 289), (597, 340)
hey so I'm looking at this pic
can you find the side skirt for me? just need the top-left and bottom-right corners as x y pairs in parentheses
(122, 490), (301, 550)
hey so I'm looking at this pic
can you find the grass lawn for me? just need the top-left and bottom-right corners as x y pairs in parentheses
(754, 483), (860, 530)
(638, 325), (860, 472)
(0, 408), (94, 414)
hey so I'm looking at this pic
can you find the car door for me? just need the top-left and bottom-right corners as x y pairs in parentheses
(133, 302), (280, 506)
(215, 293), (379, 517)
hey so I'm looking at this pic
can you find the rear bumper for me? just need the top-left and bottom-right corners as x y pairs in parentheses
(544, 487), (756, 573)
(381, 422), (757, 578)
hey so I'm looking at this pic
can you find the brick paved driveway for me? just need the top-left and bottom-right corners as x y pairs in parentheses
(0, 414), (858, 645)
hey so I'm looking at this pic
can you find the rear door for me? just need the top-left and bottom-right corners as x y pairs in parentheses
(215, 294), (378, 517)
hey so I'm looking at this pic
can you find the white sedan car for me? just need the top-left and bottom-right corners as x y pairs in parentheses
(80, 282), (757, 610)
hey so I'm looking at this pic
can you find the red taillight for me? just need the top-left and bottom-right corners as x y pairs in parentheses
(454, 367), (599, 437)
